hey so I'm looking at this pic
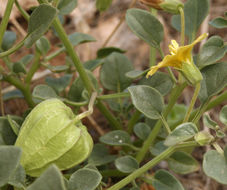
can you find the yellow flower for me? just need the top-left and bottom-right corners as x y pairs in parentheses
(146, 33), (208, 85)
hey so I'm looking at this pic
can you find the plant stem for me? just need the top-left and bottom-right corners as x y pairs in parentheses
(136, 83), (187, 162)
(2, 75), (35, 107)
(149, 8), (157, 66)
(52, 18), (94, 95)
(212, 142), (224, 155)
(0, 37), (26, 58)
(160, 114), (171, 134)
(0, 0), (15, 47)
(15, 0), (29, 21)
(96, 100), (123, 130)
(179, 7), (185, 46)
(107, 141), (199, 190)
(127, 110), (141, 134)
(183, 83), (201, 122)
(98, 92), (130, 100)
(102, 0), (137, 47)
(44, 47), (65, 62)
(25, 49), (41, 84)
(0, 82), (5, 116)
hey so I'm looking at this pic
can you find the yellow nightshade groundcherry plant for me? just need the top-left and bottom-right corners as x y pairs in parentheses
(0, 0), (227, 190)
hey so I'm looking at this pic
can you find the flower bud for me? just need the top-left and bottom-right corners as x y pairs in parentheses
(194, 131), (214, 146)
(15, 99), (93, 177)
(139, 0), (183, 14)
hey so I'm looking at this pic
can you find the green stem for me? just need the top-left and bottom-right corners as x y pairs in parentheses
(3, 75), (35, 107)
(0, 0), (15, 47)
(127, 110), (141, 134)
(136, 83), (187, 162)
(149, 8), (157, 66)
(206, 91), (227, 110)
(97, 92), (130, 100)
(107, 141), (199, 190)
(25, 49), (41, 84)
(51, 18), (94, 95)
(15, 0), (29, 21)
(0, 37), (26, 58)
(160, 114), (171, 134)
(212, 142), (224, 155)
(179, 7), (185, 46)
(96, 100), (123, 130)
(44, 47), (65, 62)
(0, 82), (5, 115)
(158, 48), (177, 83)
(192, 99), (210, 124)
(183, 83), (201, 122)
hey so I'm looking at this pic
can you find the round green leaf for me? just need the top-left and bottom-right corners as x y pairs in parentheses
(68, 32), (96, 46)
(150, 141), (168, 156)
(220, 105), (227, 125)
(115, 156), (139, 173)
(203, 114), (217, 130)
(88, 144), (117, 166)
(0, 146), (22, 187)
(153, 170), (185, 190)
(100, 52), (133, 91)
(199, 62), (227, 103)
(58, 0), (78, 15)
(25, 4), (58, 47)
(36, 36), (50, 55)
(203, 150), (227, 185)
(209, 17), (227, 29)
(27, 165), (66, 190)
(164, 122), (198, 146)
(126, 70), (147, 79)
(45, 74), (72, 93)
(128, 85), (164, 119)
(99, 130), (131, 146)
(133, 122), (151, 140)
(32, 84), (59, 102)
(126, 8), (163, 48)
(168, 151), (199, 174)
(68, 168), (102, 190)
(1, 31), (16, 51)
(138, 72), (173, 96)
(97, 47), (126, 58)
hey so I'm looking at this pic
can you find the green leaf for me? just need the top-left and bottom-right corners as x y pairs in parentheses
(171, 0), (209, 40)
(197, 36), (226, 69)
(100, 52), (133, 91)
(7, 115), (20, 136)
(97, 47), (126, 58)
(58, 0), (77, 15)
(150, 141), (168, 156)
(203, 150), (227, 185)
(152, 170), (185, 190)
(36, 36), (50, 55)
(45, 74), (72, 93)
(224, 145), (227, 160)
(220, 105), (227, 125)
(209, 17), (227, 29)
(203, 114), (217, 130)
(138, 72), (173, 96)
(133, 122), (151, 140)
(84, 59), (104, 71)
(88, 144), (117, 166)
(126, 8), (163, 48)
(128, 85), (164, 119)
(126, 70), (148, 79)
(1, 31), (17, 51)
(27, 165), (66, 190)
(12, 62), (27, 74)
(25, 4), (58, 47)
(99, 130), (131, 146)
(96, 0), (113, 12)
(0, 117), (18, 145)
(68, 168), (102, 190)
(3, 89), (24, 101)
(199, 62), (227, 103)
(68, 70), (99, 102)
(168, 151), (199, 174)
(115, 156), (139, 173)
(20, 54), (34, 66)
(68, 32), (96, 46)
(167, 104), (187, 129)
(46, 65), (70, 73)
(0, 146), (22, 187)
(164, 122), (198, 146)
(32, 84), (59, 102)
(8, 165), (26, 188)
